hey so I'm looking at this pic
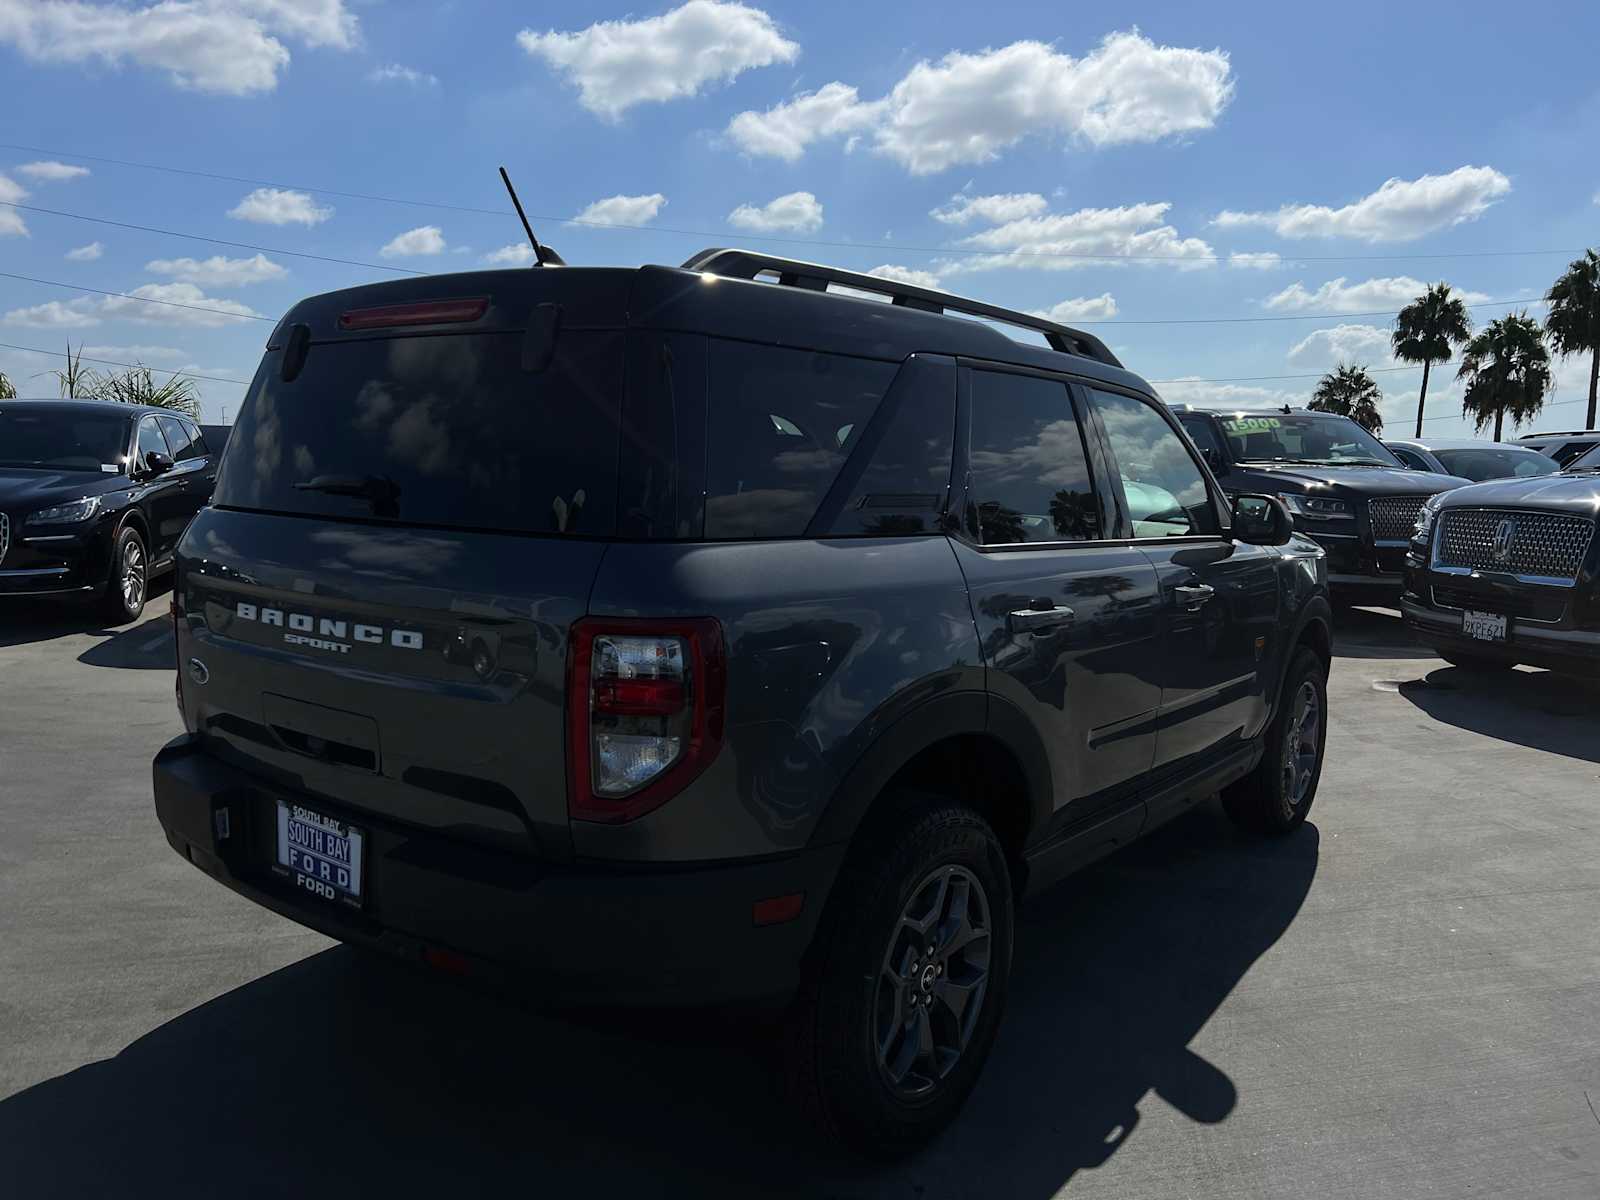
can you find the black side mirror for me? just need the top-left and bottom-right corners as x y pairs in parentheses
(144, 450), (174, 476)
(1231, 494), (1293, 546)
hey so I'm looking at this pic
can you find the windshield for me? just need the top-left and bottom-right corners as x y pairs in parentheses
(1434, 446), (1561, 481)
(0, 406), (129, 472)
(214, 331), (623, 536)
(1218, 413), (1402, 468)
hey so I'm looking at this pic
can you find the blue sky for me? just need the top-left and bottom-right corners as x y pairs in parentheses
(2, 0), (1598, 437)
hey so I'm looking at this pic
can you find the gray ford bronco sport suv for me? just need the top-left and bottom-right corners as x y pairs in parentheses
(152, 249), (1332, 1152)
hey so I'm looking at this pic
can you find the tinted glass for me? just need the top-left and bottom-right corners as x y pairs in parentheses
(965, 371), (1098, 545)
(157, 415), (198, 461)
(1178, 414), (1225, 462)
(188, 423), (211, 456)
(1093, 389), (1217, 538)
(1551, 439), (1599, 466)
(1387, 446), (1432, 471)
(824, 356), (954, 536)
(704, 339), (895, 539)
(137, 417), (172, 467)
(1218, 412), (1401, 467)
(1434, 447), (1560, 480)
(0, 407), (128, 472)
(214, 331), (622, 535)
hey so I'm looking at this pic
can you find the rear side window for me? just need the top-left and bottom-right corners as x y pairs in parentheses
(704, 340), (895, 539)
(214, 331), (622, 536)
(964, 370), (1099, 545)
(157, 415), (199, 461)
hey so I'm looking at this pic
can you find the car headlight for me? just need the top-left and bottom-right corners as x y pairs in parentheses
(1278, 493), (1352, 519)
(1413, 492), (1446, 541)
(28, 496), (102, 525)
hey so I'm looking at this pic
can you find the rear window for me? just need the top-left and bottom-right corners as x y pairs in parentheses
(214, 331), (622, 536)
(703, 340), (896, 538)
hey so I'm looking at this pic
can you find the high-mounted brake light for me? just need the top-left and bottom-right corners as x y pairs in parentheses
(338, 298), (489, 331)
(567, 618), (725, 824)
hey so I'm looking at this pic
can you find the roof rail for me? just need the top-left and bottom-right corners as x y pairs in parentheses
(680, 247), (1122, 368)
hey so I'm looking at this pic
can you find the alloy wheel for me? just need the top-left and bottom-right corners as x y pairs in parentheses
(1281, 680), (1321, 806)
(121, 539), (146, 615)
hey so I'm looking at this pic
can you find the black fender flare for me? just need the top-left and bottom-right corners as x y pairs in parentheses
(809, 689), (1054, 852)
(1276, 593), (1333, 709)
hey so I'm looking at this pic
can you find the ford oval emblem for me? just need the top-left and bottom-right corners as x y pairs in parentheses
(187, 657), (210, 685)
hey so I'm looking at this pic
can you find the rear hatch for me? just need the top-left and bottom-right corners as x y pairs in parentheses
(175, 269), (632, 859)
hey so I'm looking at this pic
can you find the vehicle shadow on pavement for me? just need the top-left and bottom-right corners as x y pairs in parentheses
(0, 583), (172, 651)
(74, 614), (174, 670)
(1397, 666), (1600, 763)
(0, 806), (1318, 1199)
(1331, 605), (1433, 661)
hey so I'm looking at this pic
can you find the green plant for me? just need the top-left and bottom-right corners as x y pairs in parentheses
(51, 342), (105, 399)
(1457, 313), (1553, 441)
(1308, 363), (1385, 434)
(1544, 249), (1600, 429)
(97, 364), (201, 417)
(0, 370), (15, 399)
(1392, 283), (1472, 437)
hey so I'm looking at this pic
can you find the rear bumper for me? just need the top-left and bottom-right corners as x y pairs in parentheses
(1402, 598), (1600, 673)
(152, 736), (844, 1006)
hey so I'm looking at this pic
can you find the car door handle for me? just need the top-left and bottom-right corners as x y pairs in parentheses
(1173, 584), (1215, 609)
(1008, 606), (1074, 634)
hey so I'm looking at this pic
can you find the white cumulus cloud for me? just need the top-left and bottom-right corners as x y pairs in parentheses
(483, 243), (537, 266)
(1285, 323), (1396, 368)
(0, 172), (28, 236)
(948, 201), (1214, 273)
(1228, 251), (1281, 270)
(100, 282), (260, 327)
(1035, 293), (1118, 322)
(367, 62), (436, 86)
(65, 241), (104, 261)
(228, 187), (333, 226)
(1156, 378), (1303, 410)
(17, 160), (89, 181)
(83, 343), (186, 361)
(145, 253), (286, 287)
(727, 30), (1233, 174)
(728, 191), (823, 233)
(575, 193), (667, 227)
(1214, 166), (1511, 242)
(3, 299), (100, 329)
(867, 264), (942, 289)
(380, 225), (447, 257)
(1263, 275), (1490, 313)
(0, 0), (357, 95)
(931, 192), (1049, 226)
(520, 0), (798, 119)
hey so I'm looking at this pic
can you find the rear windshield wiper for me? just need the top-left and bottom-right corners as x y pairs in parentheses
(292, 474), (401, 517)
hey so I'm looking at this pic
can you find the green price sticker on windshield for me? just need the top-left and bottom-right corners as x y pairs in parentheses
(1222, 417), (1282, 434)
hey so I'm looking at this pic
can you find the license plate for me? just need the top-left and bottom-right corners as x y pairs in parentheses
(274, 801), (364, 907)
(1462, 610), (1508, 643)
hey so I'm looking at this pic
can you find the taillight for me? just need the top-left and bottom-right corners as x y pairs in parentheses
(567, 618), (725, 824)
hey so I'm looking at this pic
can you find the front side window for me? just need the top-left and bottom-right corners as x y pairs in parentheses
(137, 418), (172, 470)
(1388, 446), (1432, 472)
(965, 371), (1099, 545)
(1092, 390), (1218, 538)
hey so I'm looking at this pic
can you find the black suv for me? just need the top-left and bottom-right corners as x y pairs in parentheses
(1173, 406), (1468, 604)
(151, 251), (1332, 1150)
(1403, 442), (1600, 673)
(0, 399), (217, 622)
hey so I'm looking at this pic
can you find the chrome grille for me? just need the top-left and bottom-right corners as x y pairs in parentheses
(1367, 495), (1430, 542)
(1436, 508), (1595, 582)
(0, 512), (8, 565)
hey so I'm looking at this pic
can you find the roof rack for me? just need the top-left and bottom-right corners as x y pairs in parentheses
(680, 248), (1122, 368)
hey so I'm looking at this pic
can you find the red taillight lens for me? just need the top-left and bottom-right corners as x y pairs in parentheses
(567, 618), (725, 824)
(338, 297), (489, 331)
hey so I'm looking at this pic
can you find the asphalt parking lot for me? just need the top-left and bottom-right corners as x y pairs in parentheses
(2, 594), (1598, 1198)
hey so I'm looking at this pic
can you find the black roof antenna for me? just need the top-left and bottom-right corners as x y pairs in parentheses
(499, 166), (564, 267)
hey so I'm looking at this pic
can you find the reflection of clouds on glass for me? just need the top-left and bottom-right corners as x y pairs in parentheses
(353, 379), (394, 429)
(250, 386), (282, 503)
(707, 489), (818, 538)
(1096, 392), (1210, 516)
(310, 527), (462, 577)
(293, 445), (315, 476)
(773, 447), (841, 475)
(969, 418), (1089, 488)
(389, 399), (452, 475)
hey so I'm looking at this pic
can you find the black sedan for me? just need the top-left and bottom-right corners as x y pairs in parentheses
(0, 399), (217, 622)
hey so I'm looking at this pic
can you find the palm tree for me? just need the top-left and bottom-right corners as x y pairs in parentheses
(1545, 249), (1600, 429)
(0, 370), (14, 399)
(98, 364), (201, 417)
(1457, 313), (1553, 441)
(1392, 282), (1472, 437)
(1309, 363), (1385, 433)
(50, 342), (104, 399)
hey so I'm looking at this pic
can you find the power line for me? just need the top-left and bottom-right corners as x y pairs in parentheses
(0, 201), (425, 276)
(0, 340), (249, 386)
(0, 139), (1585, 266)
(1077, 296), (1547, 327)
(0, 270), (277, 323)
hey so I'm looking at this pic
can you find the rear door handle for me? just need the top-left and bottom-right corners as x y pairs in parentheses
(1008, 606), (1074, 635)
(1173, 583), (1215, 609)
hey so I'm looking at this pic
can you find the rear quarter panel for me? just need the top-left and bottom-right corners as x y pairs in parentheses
(581, 536), (983, 861)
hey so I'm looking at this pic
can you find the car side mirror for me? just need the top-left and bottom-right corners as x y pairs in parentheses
(144, 450), (174, 476)
(1231, 494), (1293, 546)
